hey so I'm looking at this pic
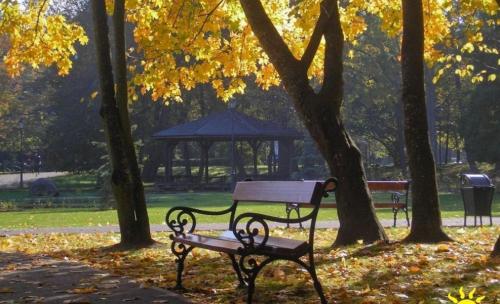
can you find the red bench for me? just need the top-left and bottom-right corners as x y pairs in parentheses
(286, 180), (410, 228)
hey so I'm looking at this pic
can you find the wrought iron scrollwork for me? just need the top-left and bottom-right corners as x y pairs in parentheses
(169, 238), (193, 290)
(391, 192), (401, 211)
(166, 205), (236, 236)
(170, 238), (192, 257)
(238, 254), (260, 275)
(233, 215), (269, 251)
(166, 208), (196, 235)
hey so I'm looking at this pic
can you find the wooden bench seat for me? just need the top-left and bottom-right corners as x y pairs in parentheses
(286, 180), (410, 228)
(173, 231), (309, 257)
(166, 178), (337, 304)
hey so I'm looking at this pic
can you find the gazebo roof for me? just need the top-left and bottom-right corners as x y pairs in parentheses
(153, 109), (302, 142)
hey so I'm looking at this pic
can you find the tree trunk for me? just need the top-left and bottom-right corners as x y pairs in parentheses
(91, 0), (153, 247)
(240, 0), (387, 245)
(395, 101), (408, 176)
(492, 235), (500, 257)
(425, 67), (439, 163)
(401, 0), (451, 243)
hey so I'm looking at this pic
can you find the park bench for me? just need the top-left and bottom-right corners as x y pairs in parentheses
(166, 178), (338, 304)
(286, 180), (410, 228)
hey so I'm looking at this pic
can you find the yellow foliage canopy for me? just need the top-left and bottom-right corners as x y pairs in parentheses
(127, 0), (498, 103)
(0, 0), (497, 101)
(0, 0), (87, 77)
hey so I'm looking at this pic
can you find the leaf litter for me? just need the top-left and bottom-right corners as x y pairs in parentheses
(0, 227), (498, 303)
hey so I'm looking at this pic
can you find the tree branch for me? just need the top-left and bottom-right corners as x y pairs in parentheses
(239, 0), (301, 80)
(300, 0), (335, 70)
(319, 0), (344, 105)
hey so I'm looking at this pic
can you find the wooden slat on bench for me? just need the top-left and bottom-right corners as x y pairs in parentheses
(373, 202), (406, 208)
(368, 181), (409, 191)
(173, 234), (241, 254)
(233, 181), (323, 204)
(219, 230), (308, 255)
(173, 231), (309, 257)
(299, 202), (406, 209)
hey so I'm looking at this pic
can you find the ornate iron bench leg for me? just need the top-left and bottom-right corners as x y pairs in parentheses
(296, 206), (303, 229)
(228, 254), (245, 288)
(238, 255), (275, 304)
(404, 208), (410, 227)
(246, 274), (257, 304)
(285, 203), (303, 229)
(295, 254), (327, 304)
(171, 241), (193, 290)
(308, 265), (327, 303)
(285, 203), (293, 228)
(392, 207), (398, 227)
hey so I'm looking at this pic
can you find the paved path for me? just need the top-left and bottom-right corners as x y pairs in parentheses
(0, 172), (68, 189)
(0, 252), (189, 304)
(1, 217), (498, 236)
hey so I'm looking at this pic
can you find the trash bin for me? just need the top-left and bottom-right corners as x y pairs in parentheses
(460, 174), (495, 226)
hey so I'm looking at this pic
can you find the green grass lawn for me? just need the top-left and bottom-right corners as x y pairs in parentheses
(0, 191), (498, 229)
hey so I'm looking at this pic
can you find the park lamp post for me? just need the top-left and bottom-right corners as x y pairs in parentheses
(19, 120), (24, 188)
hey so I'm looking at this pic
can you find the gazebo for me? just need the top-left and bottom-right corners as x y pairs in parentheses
(153, 109), (302, 189)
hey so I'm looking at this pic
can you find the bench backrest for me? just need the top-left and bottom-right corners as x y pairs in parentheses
(233, 180), (336, 205)
(368, 181), (409, 192)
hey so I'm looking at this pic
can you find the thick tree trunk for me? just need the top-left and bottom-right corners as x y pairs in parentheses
(492, 235), (500, 257)
(401, 0), (451, 243)
(395, 101), (408, 176)
(425, 67), (439, 163)
(91, 0), (153, 247)
(240, 0), (387, 245)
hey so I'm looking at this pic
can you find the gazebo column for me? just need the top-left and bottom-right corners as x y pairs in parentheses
(182, 142), (192, 178)
(164, 142), (177, 182)
(267, 141), (274, 175)
(199, 141), (213, 183)
(278, 139), (293, 179)
(248, 140), (262, 177)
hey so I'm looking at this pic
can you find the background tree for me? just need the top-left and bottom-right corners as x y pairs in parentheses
(493, 235), (500, 257)
(460, 84), (500, 175)
(239, 0), (387, 245)
(343, 18), (407, 176)
(400, 0), (451, 242)
(91, 0), (152, 247)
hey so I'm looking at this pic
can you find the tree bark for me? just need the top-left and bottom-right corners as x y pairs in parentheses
(492, 235), (500, 257)
(401, 0), (451, 243)
(395, 101), (408, 176)
(91, 0), (153, 247)
(424, 67), (439, 163)
(240, 0), (387, 245)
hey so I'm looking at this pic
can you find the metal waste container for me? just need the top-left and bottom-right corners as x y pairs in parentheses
(460, 174), (495, 226)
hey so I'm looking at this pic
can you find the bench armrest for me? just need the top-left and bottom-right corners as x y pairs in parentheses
(166, 205), (235, 235)
(231, 211), (316, 251)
